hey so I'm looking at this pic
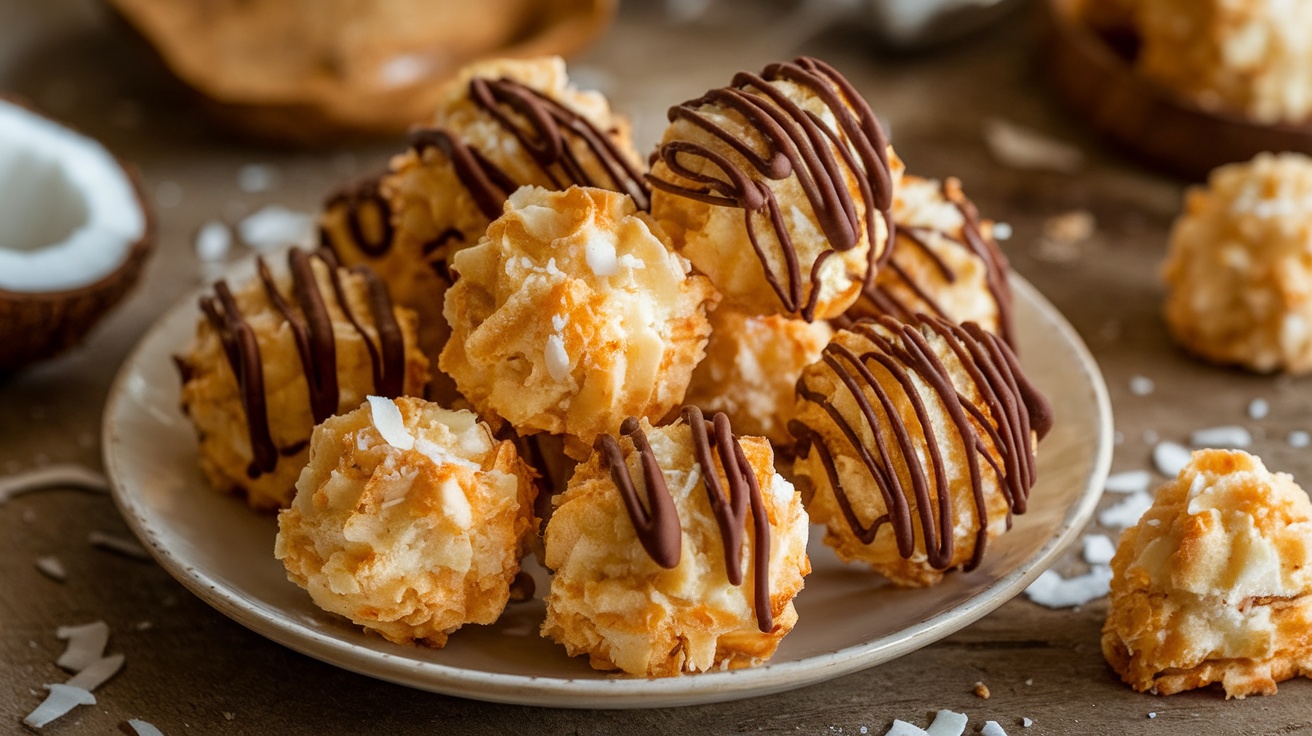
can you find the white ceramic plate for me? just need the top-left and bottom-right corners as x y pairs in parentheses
(103, 273), (1111, 709)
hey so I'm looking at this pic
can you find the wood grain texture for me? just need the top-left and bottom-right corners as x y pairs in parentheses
(2, 1), (1311, 733)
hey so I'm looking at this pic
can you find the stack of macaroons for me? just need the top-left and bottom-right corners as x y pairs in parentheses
(173, 53), (1051, 676)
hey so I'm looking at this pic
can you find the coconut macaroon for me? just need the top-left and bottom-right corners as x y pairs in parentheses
(1102, 449), (1312, 698)
(683, 308), (832, 447)
(1163, 152), (1312, 374)
(276, 396), (538, 647)
(1130, 0), (1312, 124)
(541, 408), (810, 676)
(440, 185), (719, 458)
(790, 315), (1052, 587)
(176, 248), (429, 511)
(837, 175), (1014, 347)
(318, 56), (646, 357)
(648, 56), (902, 322)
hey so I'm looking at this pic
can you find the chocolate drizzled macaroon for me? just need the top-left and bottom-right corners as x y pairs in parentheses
(318, 56), (646, 398)
(790, 314), (1051, 587)
(176, 248), (429, 510)
(649, 56), (903, 321)
(835, 175), (1015, 347)
(541, 407), (810, 676)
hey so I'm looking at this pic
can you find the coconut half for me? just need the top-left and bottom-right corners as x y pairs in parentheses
(0, 99), (153, 374)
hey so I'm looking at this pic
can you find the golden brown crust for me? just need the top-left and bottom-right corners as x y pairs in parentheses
(791, 320), (1033, 587)
(1131, 0), (1312, 124)
(318, 57), (640, 401)
(683, 308), (831, 447)
(1102, 449), (1312, 698)
(540, 418), (809, 676)
(1163, 152), (1312, 374)
(440, 186), (719, 458)
(649, 69), (902, 320)
(275, 397), (538, 647)
(177, 255), (429, 510)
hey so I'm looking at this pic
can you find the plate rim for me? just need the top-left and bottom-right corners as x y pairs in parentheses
(102, 271), (1112, 709)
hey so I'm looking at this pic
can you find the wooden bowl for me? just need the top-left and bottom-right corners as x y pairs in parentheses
(108, 0), (616, 146)
(1038, 0), (1312, 179)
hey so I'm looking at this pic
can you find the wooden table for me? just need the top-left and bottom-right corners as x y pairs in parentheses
(3, 2), (1310, 734)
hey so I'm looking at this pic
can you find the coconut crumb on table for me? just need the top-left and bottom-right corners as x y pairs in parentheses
(981, 117), (1084, 173)
(0, 464), (109, 504)
(1128, 375), (1155, 396)
(926, 710), (967, 736)
(128, 718), (166, 736)
(34, 555), (66, 582)
(1190, 426), (1252, 448)
(1025, 566), (1112, 608)
(1104, 470), (1151, 494)
(1098, 491), (1153, 528)
(1152, 441), (1191, 477)
(88, 530), (151, 561)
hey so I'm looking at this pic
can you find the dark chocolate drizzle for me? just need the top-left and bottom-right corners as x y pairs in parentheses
(647, 56), (895, 322)
(598, 409), (776, 632)
(323, 77), (648, 266)
(410, 76), (649, 214)
(837, 179), (1016, 347)
(196, 248), (407, 479)
(790, 314), (1050, 572)
(321, 177), (394, 258)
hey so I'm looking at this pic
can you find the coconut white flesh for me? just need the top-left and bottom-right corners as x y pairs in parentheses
(0, 101), (144, 292)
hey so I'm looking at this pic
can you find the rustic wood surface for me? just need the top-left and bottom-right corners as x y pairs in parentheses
(3, 1), (1311, 734)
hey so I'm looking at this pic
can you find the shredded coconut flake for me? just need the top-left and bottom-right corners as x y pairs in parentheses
(35, 555), (66, 582)
(1022, 717), (1033, 728)
(1248, 398), (1269, 420)
(1152, 441), (1192, 478)
(1025, 566), (1112, 608)
(237, 205), (315, 253)
(925, 710), (967, 736)
(545, 334), (571, 381)
(981, 722), (1009, 736)
(584, 234), (619, 276)
(438, 477), (473, 529)
(236, 163), (277, 193)
(1128, 375), (1155, 396)
(1104, 470), (1151, 494)
(1288, 430), (1310, 448)
(66, 654), (124, 691)
(1099, 490), (1154, 528)
(1147, 712), (1157, 719)
(993, 221), (1013, 240)
(1082, 534), (1117, 565)
(0, 464), (108, 504)
(195, 220), (232, 262)
(884, 720), (929, 736)
(413, 437), (478, 472)
(1190, 425), (1252, 448)
(56, 622), (108, 671)
(982, 118), (1084, 173)
(367, 396), (414, 450)
(128, 719), (166, 736)
(23, 684), (95, 729)
(89, 530), (151, 561)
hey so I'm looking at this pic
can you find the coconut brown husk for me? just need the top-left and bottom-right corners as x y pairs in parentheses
(0, 175), (153, 375)
(0, 98), (155, 375)
(107, 0), (616, 145)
